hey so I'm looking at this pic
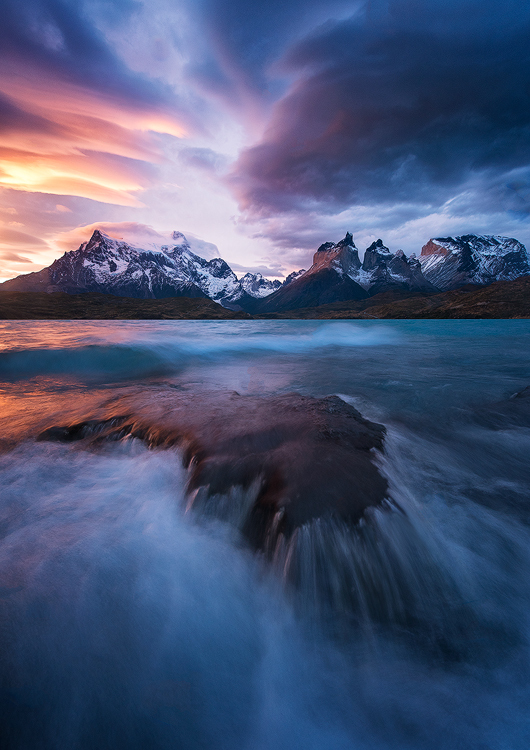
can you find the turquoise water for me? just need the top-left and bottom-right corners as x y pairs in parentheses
(0, 320), (529, 749)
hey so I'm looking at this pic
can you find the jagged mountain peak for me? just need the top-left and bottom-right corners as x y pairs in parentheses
(88, 228), (113, 243)
(81, 229), (119, 253)
(316, 232), (356, 254)
(239, 272), (282, 298)
(2, 227), (529, 313)
(420, 234), (530, 290)
(253, 231), (435, 311)
(365, 238), (391, 255)
(311, 232), (361, 277)
(243, 232), (368, 313)
(283, 269), (306, 286)
(362, 240), (394, 272)
(335, 231), (355, 248)
(355, 239), (435, 294)
(316, 241), (335, 254)
(0, 228), (278, 307)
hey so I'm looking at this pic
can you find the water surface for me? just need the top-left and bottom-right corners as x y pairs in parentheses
(0, 320), (529, 749)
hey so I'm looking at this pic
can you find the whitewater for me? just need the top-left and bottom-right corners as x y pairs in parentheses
(0, 320), (530, 750)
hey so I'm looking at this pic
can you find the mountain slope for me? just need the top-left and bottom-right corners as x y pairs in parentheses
(0, 230), (278, 308)
(419, 235), (530, 290)
(248, 233), (368, 312)
(0, 231), (207, 300)
(3, 228), (529, 314)
(256, 276), (530, 319)
(248, 233), (436, 312)
(355, 239), (436, 294)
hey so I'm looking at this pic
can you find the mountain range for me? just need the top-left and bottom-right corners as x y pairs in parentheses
(1, 229), (529, 314)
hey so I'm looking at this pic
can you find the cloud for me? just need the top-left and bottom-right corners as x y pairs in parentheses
(178, 147), (228, 173)
(0, 251), (34, 263)
(230, 0), (530, 223)
(0, 227), (47, 246)
(229, 261), (286, 278)
(182, 232), (220, 259)
(0, 223), (51, 280)
(53, 221), (167, 251)
(0, 0), (192, 206)
(188, 0), (358, 100)
(2, 0), (529, 272)
(52, 221), (222, 260)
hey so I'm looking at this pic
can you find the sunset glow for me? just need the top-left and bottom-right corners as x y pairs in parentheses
(0, 0), (529, 279)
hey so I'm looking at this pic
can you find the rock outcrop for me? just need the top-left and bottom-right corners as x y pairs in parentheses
(37, 390), (389, 554)
(247, 234), (368, 313)
(419, 235), (530, 290)
(356, 239), (436, 295)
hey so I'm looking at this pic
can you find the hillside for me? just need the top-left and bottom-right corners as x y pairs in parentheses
(255, 276), (530, 319)
(0, 292), (250, 320)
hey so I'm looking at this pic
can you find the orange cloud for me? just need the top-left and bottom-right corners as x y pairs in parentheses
(0, 146), (154, 207)
(0, 65), (187, 138)
(0, 63), (188, 206)
(0, 227), (47, 247)
(0, 226), (51, 282)
(0, 251), (33, 263)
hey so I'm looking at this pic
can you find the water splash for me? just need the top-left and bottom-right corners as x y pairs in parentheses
(0, 321), (400, 381)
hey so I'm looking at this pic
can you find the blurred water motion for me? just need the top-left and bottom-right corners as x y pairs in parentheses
(0, 320), (530, 750)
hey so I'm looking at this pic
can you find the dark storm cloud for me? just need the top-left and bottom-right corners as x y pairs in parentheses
(186, 0), (356, 101)
(197, 0), (312, 81)
(0, 0), (180, 114)
(229, 0), (530, 215)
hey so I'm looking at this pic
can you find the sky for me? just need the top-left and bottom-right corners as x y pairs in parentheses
(1, 0), (530, 282)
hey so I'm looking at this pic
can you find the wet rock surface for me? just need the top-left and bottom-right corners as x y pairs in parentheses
(37, 391), (388, 552)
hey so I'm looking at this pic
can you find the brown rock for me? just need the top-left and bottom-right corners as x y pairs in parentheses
(37, 390), (388, 553)
(421, 239), (450, 257)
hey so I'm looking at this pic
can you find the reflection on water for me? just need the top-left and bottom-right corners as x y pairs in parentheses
(0, 320), (530, 749)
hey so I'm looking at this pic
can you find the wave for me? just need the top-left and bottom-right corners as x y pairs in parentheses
(0, 322), (400, 380)
(1, 440), (529, 749)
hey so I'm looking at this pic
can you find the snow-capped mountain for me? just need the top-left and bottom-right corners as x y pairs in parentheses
(0, 230), (280, 308)
(252, 233), (435, 312)
(239, 272), (282, 298)
(304, 233), (435, 294)
(353, 239), (436, 294)
(310, 232), (362, 277)
(420, 235), (530, 290)
(3, 228), (529, 314)
(283, 269), (306, 286)
(247, 233), (368, 313)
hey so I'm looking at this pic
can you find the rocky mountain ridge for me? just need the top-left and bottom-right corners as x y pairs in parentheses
(1, 229), (528, 313)
(0, 230), (280, 309)
(246, 233), (438, 313)
(419, 235), (530, 290)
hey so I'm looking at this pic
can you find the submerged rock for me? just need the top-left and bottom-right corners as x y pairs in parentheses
(35, 390), (490, 657)
(37, 390), (388, 552)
